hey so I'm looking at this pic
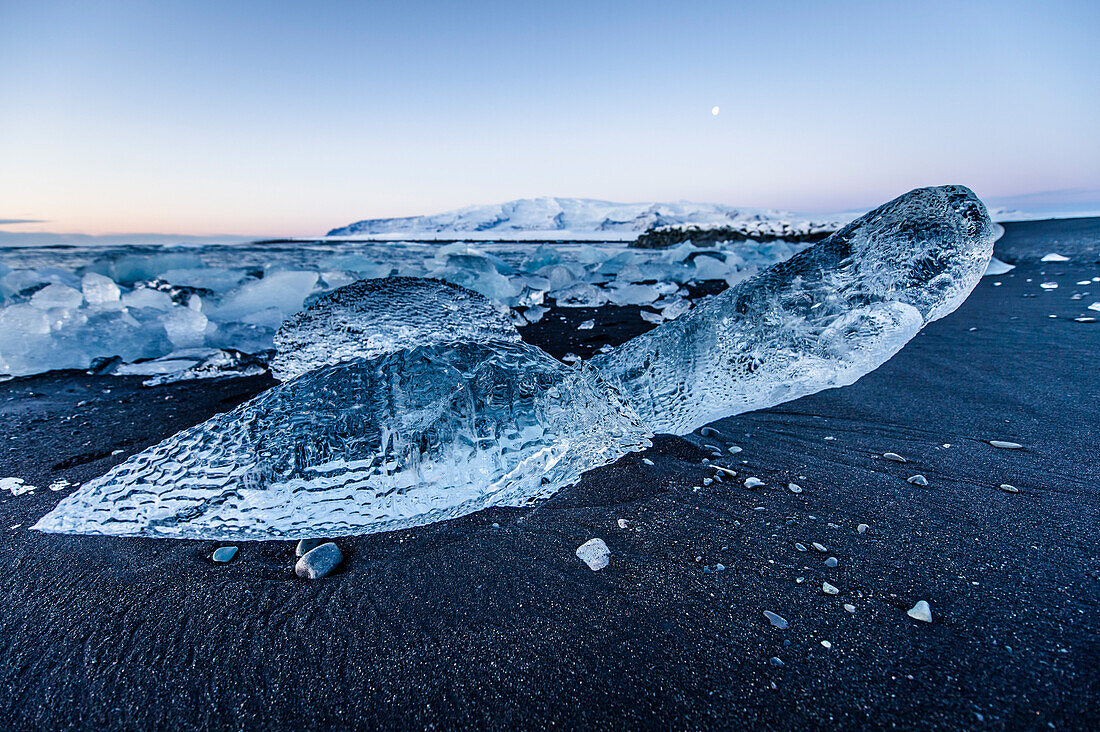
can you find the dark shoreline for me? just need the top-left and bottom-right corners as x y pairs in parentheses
(1, 226), (1098, 729)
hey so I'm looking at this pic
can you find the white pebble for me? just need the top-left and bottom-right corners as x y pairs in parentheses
(883, 452), (907, 462)
(788, 483), (802, 494)
(812, 542), (827, 552)
(576, 538), (611, 571)
(857, 523), (869, 534)
(988, 440), (1023, 449)
(999, 483), (1019, 493)
(907, 474), (929, 486)
(743, 477), (763, 489)
(821, 640), (833, 649)
(822, 581), (839, 595)
(844, 603), (856, 613)
(907, 600), (933, 623)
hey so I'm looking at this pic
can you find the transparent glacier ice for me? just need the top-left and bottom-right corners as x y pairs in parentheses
(32, 185), (994, 540)
(35, 341), (651, 539)
(591, 186), (995, 434)
(271, 277), (520, 381)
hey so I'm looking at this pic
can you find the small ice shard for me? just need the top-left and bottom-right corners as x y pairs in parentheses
(642, 457), (655, 466)
(576, 538), (610, 570)
(728, 445), (743, 454)
(710, 465), (737, 477)
(593, 186), (996, 434)
(296, 542), (342, 579)
(0, 478), (36, 496)
(1039, 282), (1058, 290)
(769, 656), (784, 667)
(825, 557), (838, 568)
(763, 610), (788, 629)
(1088, 303), (1100, 312)
(795, 543), (807, 552)
(988, 440), (1023, 449)
(883, 452), (907, 463)
(296, 538), (325, 557)
(812, 542), (827, 552)
(578, 319), (595, 330)
(35, 341), (650, 539)
(1039, 253), (1069, 262)
(857, 524), (869, 533)
(788, 483), (803, 494)
(983, 257), (1014, 276)
(822, 581), (839, 595)
(907, 474), (929, 486)
(821, 640), (833, 649)
(844, 603), (856, 613)
(272, 277), (519, 381)
(744, 476), (764, 489)
(47, 479), (72, 492)
(907, 600), (933, 622)
(999, 483), (1019, 493)
(616, 518), (630, 529)
(212, 546), (238, 563)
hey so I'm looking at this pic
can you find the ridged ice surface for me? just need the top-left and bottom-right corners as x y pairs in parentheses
(591, 186), (996, 434)
(271, 277), (518, 381)
(35, 341), (650, 539)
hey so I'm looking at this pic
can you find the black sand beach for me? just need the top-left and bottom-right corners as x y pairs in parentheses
(1, 221), (1097, 729)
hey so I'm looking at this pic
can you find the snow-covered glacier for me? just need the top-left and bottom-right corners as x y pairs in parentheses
(326, 197), (840, 239)
(34, 186), (994, 540)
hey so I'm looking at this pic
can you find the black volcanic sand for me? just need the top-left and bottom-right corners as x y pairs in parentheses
(1, 223), (1098, 730)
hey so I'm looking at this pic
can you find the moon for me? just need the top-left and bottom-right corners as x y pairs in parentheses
(711, 106), (720, 116)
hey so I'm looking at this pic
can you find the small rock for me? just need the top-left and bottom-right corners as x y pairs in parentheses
(295, 538), (325, 557)
(642, 457), (655, 466)
(907, 600), (933, 623)
(794, 542), (807, 552)
(907, 474), (929, 486)
(578, 319), (595, 330)
(295, 542), (343, 579)
(699, 426), (718, 437)
(212, 546), (238, 563)
(883, 452), (907, 462)
(616, 518), (630, 529)
(744, 477), (764, 489)
(769, 656), (784, 667)
(999, 484), (1019, 493)
(824, 557), (838, 568)
(763, 611), (788, 629)
(821, 640), (833, 649)
(844, 603), (856, 613)
(728, 445), (743, 454)
(788, 483), (802, 494)
(857, 524), (869, 534)
(702, 477), (713, 486)
(812, 542), (827, 553)
(822, 581), (839, 595)
(988, 440), (1023, 449)
(575, 538), (611, 571)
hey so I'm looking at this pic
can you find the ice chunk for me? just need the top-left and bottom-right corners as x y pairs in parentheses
(1039, 252), (1069, 262)
(122, 286), (173, 311)
(552, 282), (608, 308)
(983, 257), (1014, 276)
(161, 306), (210, 348)
(30, 283), (83, 310)
(212, 270), (319, 324)
(592, 186), (995, 434)
(272, 277), (520, 381)
(35, 341), (651, 539)
(81, 273), (122, 306)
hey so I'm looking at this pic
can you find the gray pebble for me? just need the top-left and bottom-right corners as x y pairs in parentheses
(295, 542), (343, 579)
(295, 538), (325, 557)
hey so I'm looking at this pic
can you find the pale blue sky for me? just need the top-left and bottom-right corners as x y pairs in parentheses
(1, 0), (1097, 236)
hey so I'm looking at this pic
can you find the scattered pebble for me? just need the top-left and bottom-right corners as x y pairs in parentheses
(988, 440), (1023, 449)
(825, 557), (838, 568)
(47, 479), (73, 492)
(295, 538), (325, 557)
(844, 603), (856, 613)
(296, 542), (343, 579)
(788, 483), (803, 494)
(699, 427), (718, 437)
(642, 457), (655, 466)
(1090, 302), (1100, 312)
(883, 452), (907, 463)
(212, 546), (238, 563)
(702, 477), (713, 486)
(575, 538), (611, 571)
(794, 542), (807, 552)
(727, 445), (743, 454)
(857, 523), (869, 534)
(907, 474), (929, 486)
(999, 483), (1020, 493)
(796, 576), (805, 583)
(812, 542), (827, 553)
(821, 640), (833, 649)
(769, 656), (784, 667)
(763, 611), (788, 629)
(743, 477), (764, 489)
(824, 436), (836, 441)
(822, 581), (839, 595)
(578, 319), (595, 330)
(1039, 282), (1058, 290)
(616, 518), (630, 529)
(907, 600), (933, 623)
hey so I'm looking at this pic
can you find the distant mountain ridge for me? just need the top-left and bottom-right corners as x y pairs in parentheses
(325, 197), (810, 238)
